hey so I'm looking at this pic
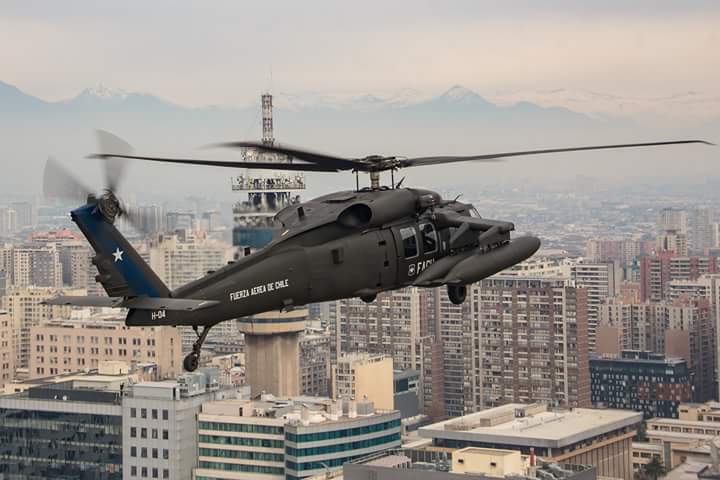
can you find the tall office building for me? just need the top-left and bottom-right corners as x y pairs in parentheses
(656, 230), (689, 256)
(29, 316), (182, 379)
(473, 276), (591, 409)
(232, 92), (307, 397)
(0, 309), (13, 388)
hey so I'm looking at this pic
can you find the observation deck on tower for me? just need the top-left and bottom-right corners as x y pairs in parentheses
(232, 93), (306, 249)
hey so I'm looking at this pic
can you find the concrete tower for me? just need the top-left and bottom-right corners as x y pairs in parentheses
(232, 92), (306, 396)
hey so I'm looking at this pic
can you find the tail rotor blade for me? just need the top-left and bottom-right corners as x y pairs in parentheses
(43, 157), (93, 203)
(96, 129), (133, 192)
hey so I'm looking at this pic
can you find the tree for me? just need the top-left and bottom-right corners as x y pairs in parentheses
(643, 456), (667, 480)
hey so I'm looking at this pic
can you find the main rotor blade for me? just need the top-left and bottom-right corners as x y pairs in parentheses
(43, 157), (93, 203)
(399, 140), (714, 168)
(91, 153), (340, 172)
(96, 130), (132, 192)
(216, 141), (364, 171)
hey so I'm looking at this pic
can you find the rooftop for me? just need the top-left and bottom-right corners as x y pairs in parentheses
(420, 403), (642, 448)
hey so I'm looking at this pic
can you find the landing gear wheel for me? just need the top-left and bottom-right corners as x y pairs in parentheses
(360, 294), (376, 303)
(183, 353), (199, 372)
(183, 324), (214, 372)
(447, 285), (467, 305)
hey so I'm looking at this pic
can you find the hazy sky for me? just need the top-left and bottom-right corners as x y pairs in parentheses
(2, 1), (719, 106)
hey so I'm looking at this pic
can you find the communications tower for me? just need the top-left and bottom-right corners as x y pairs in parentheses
(232, 93), (307, 396)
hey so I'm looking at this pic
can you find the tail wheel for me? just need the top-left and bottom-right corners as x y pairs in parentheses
(447, 285), (467, 305)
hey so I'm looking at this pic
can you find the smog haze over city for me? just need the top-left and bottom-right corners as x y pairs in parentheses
(3, 3), (720, 480)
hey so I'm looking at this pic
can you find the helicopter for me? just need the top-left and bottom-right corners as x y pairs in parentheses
(44, 131), (711, 371)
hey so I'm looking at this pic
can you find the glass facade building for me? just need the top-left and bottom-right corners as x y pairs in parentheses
(0, 381), (123, 479)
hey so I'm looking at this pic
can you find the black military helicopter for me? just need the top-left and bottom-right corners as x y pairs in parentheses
(45, 131), (711, 371)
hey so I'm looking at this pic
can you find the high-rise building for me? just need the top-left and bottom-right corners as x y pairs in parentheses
(568, 261), (620, 353)
(299, 332), (330, 397)
(57, 241), (92, 289)
(640, 253), (719, 301)
(149, 230), (234, 290)
(10, 201), (34, 228)
(473, 277), (591, 409)
(0, 309), (13, 388)
(598, 297), (715, 402)
(419, 403), (642, 480)
(0, 378), (124, 479)
(656, 230), (689, 256)
(2, 286), (72, 370)
(195, 395), (402, 480)
(331, 288), (423, 370)
(332, 353), (394, 410)
(0, 207), (17, 236)
(123, 368), (231, 480)
(590, 351), (692, 418)
(29, 315), (182, 379)
(690, 207), (713, 253)
(657, 208), (688, 235)
(425, 286), (474, 418)
(11, 244), (63, 288)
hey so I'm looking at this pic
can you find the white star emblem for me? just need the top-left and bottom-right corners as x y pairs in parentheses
(112, 248), (124, 263)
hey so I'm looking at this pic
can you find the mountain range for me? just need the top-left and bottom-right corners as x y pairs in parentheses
(0, 80), (717, 198)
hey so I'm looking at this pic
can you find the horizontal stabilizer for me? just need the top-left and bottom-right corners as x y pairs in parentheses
(43, 296), (124, 308)
(44, 296), (219, 312)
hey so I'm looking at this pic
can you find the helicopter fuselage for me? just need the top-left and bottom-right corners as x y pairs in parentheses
(124, 187), (541, 327)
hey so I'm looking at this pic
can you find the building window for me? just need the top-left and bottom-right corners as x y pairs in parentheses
(131, 407), (136, 418)
(152, 428), (158, 439)
(162, 409), (168, 420)
(141, 408), (147, 419)
(163, 449), (169, 460)
(131, 427), (137, 438)
(131, 446), (137, 457)
(141, 467), (148, 478)
(141, 428), (147, 439)
(141, 447), (147, 458)
(152, 409), (158, 419)
(152, 448), (158, 459)
(162, 429), (169, 440)
(131, 466), (137, 476)
(163, 470), (169, 479)
(152, 468), (158, 478)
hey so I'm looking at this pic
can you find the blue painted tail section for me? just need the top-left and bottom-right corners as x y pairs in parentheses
(72, 203), (170, 298)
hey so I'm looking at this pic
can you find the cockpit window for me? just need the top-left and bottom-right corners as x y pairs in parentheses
(400, 227), (418, 259)
(420, 223), (437, 254)
(470, 207), (481, 218)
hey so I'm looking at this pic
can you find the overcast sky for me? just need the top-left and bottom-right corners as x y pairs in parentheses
(2, 1), (719, 107)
